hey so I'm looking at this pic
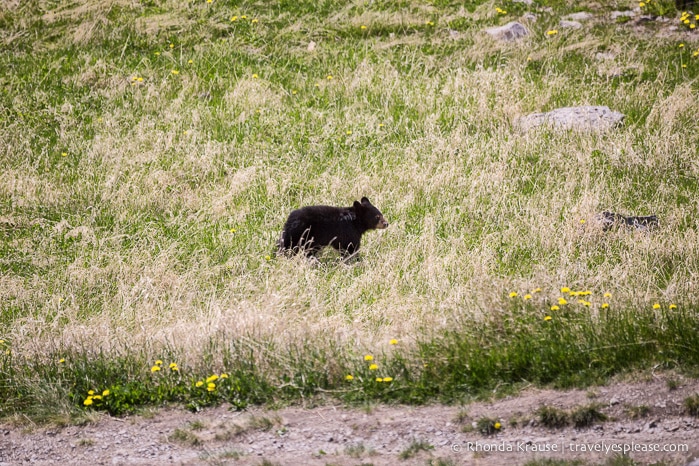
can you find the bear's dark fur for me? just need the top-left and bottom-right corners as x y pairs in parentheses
(278, 197), (389, 258)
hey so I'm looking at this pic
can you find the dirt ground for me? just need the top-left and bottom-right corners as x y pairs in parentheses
(2, 377), (699, 466)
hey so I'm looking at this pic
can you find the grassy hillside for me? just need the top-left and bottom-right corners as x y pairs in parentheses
(2, 0), (699, 419)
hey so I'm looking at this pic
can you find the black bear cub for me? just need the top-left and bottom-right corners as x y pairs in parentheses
(278, 197), (389, 259)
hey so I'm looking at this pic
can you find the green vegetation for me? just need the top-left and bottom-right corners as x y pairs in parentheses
(1, 0), (699, 420)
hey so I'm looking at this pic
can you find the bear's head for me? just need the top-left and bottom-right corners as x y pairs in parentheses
(353, 197), (389, 230)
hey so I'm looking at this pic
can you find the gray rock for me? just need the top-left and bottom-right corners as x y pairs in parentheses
(522, 13), (538, 22)
(560, 20), (583, 29)
(518, 106), (625, 132)
(512, 0), (533, 4)
(564, 12), (594, 21)
(611, 10), (636, 19)
(484, 22), (529, 42)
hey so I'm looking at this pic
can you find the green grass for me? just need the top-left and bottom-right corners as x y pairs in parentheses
(2, 0), (699, 420)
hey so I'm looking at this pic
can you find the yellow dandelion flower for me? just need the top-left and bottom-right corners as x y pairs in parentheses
(154, 52), (160, 56)
(59, 358), (65, 364)
(509, 291), (518, 298)
(196, 381), (204, 387)
(252, 73), (259, 79)
(220, 373), (228, 379)
(582, 301), (591, 307)
(639, 1), (646, 6)
(369, 364), (378, 371)
(169, 363), (179, 371)
(251, 18), (259, 24)
(61, 152), (68, 157)
(241, 15), (247, 19)
(364, 355), (374, 361)
(169, 43), (174, 48)
(669, 304), (677, 309)
(171, 69), (179, 75)
(425, 21), (434, 26)
(102, 390), (110, 396)
(547, 29), (558, 36)
(544, 315), (552, 321)
(696, 14), (699, 20)
(378, 123), (385, 128)
(207, 0), (212, 3)
(345, 374), (354, 381)
(532, 287), (542, 293)
(264, 255), (271, 260)
(389, 339), (398, 345)
(691, 24), (696, 29)
(207, 383), (216, 391)
(83, 398), (93, 406)
(653, 303), (661, 309)
(360, 25), (367, 30)
(561, 287), (570, 293)
(346, 130), (352, 135)
(92, 395), (102, 401)
(188, 59), (193, 64)
(292, 90), (298, 95)
(326, 74), (333, 80)
(230, 16), (238, 21)
(206, 374), (219, 383)
(383, 376), (393, 382)
(693, 51), (699, 57)
(550, 305), (560, 311)
(151, 365), (161, 372)
(376, 377), (384, 382)
(601, 303), (609, 309)
(524, 294), (532, 300)
(679, 43), (685, 48)
(88, 390), (95, 396)
(558, 297), (568, 305)
(494, 422), (502, 429)
(579, 219), (586, 224)
(155, 360), (163, 365)
(604, 292), (612, 298)
(137, 77), (143, 82)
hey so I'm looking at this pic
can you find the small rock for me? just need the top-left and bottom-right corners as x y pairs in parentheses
(518, 106), (625, 132)
(595, 52), (616, 60)
(512, 0), (533, 4)
(559, 20), (582, 29)
(307, 41), (316, 52)
(611, 10), (636, 19)
(522, 13), (538, 22)
(609, 397), (621, 406)
(484, 22), (529, 42)
(646, 419), (659, 430)
(564, 12), (594, 21)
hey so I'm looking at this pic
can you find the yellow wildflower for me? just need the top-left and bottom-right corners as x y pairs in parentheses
(360, 25), (367, 30)
(88, 390), (94, 395)
(561, 287), (570, 293)
(251, 18), (259, 24)
(524, 294), (532, 300)
(83, 398), (93, 406)
(252, 73), (259, 79)
(206, 374), (219, 383)
(509, 292), (518, 298)
(604, 292), (612, 298)
(669, 304), (677, 310)
(369, 364), (378, 371)
(550, 305), (560, 311)
(544, 316), (552, 321)
(601, 303), (609, 309)
(345, 375), (354, 381)
(207, 383), (216, 392)
(220, 373), (229, 379)
(653, 303), (661, 309)
(376, 377), (384, 382)
(155, 360), (163, 365)
(532, 287), (542, 293)
(102, 390), (110, 396)
(383, 377), (393, 382)
(547, 30), (558, 36)
(151, 365), (161, 372)
(171, 70), (179, 75)
(558, 298), (568, 305)
(389, 339), (398, 345)
(364, 355), (374, 361)
(196, 381), (204, 387)
(230, 16), (238, 21)
(494, 422), (501, 429)
(59, 358), (65, 364)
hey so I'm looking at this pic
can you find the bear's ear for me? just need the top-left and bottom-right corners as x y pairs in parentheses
(353, 200), (363, 210)
(361, 196), (370, 204)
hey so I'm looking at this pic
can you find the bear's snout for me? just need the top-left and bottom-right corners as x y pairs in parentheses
(376, 217), (389, 229)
